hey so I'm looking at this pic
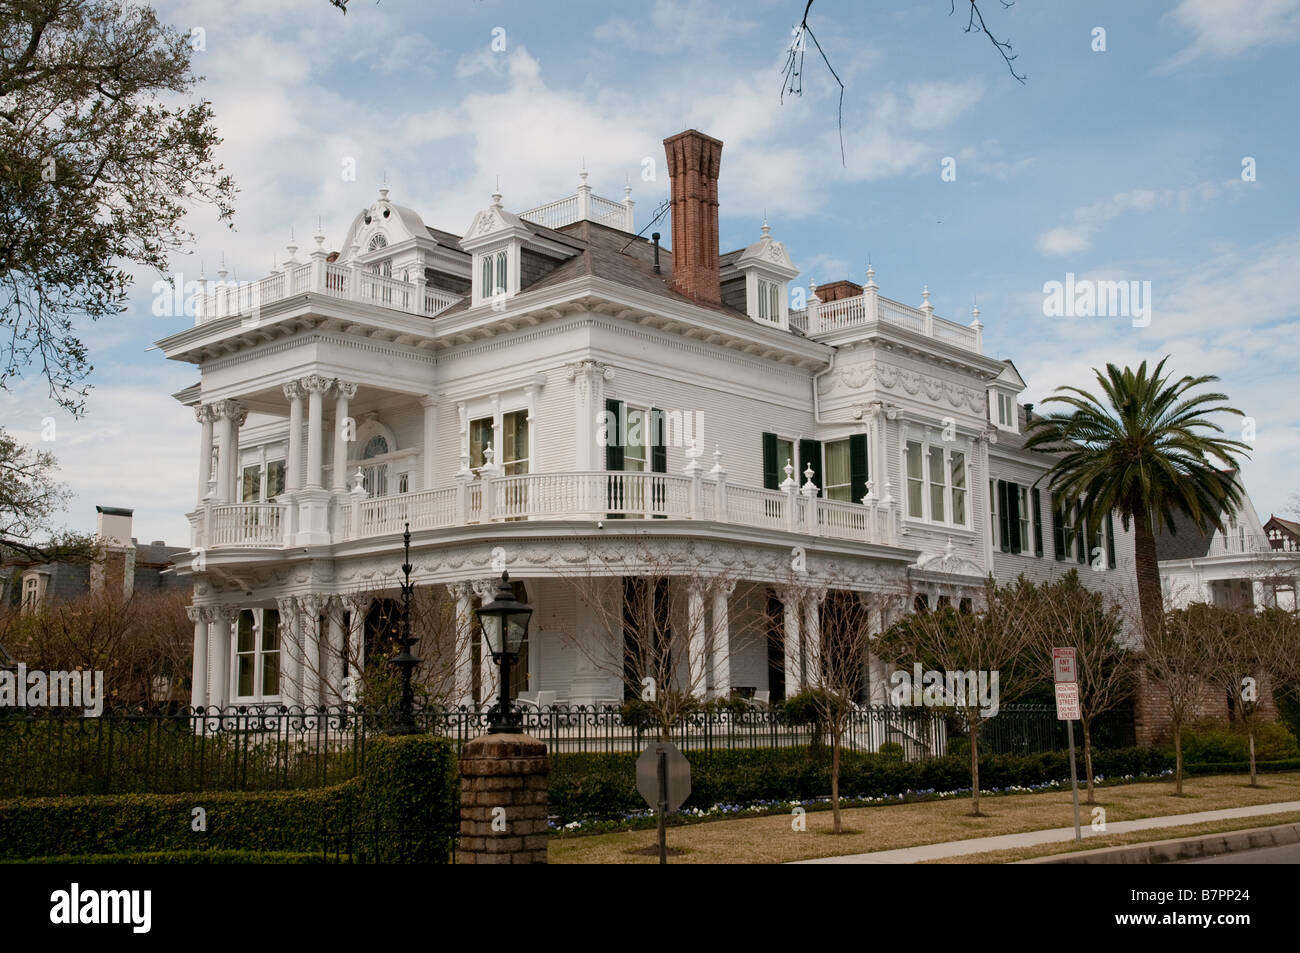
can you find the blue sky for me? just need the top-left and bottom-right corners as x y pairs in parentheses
(3, 0), (1298, 545)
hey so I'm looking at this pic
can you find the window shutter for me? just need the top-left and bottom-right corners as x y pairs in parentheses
(1106, 512), (1117, 569)
(1075, 501), (1087, 564)
(997, 480), (1010, 553)
(798, 439), (823, 497)
(650, 409), (667, 474)
(1052, 494), (1066, 561)
(762, 432), (780, 490)
(604, 399), (624, 471)
(1007, 482), (1022, 554)
(849, 433), (869, 503)
(1032, 488), (1044, 557)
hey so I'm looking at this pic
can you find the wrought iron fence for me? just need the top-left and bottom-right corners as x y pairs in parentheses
(0, 702), (1078, 797)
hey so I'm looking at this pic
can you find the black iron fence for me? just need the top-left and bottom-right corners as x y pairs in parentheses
(0, 702), (1083, 798)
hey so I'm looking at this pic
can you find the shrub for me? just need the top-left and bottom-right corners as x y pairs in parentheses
(360, 734), (458, 863)
(877, 742), (905, 760)
(1177, 719), (1300, 764)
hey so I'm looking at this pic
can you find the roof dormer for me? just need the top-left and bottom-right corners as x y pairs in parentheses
(728, 220), (799, 329)
(461, 190), (532, 308)
(989, 359), (1026, 434)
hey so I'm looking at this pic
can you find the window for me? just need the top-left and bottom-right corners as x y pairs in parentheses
(469, 417), (492, 472)
(241, 464), (260, 503)
(996, 392), (1014, 428)
(1018, 486), (1031, 553)
(361, 434), (389, 498)
(501, 409), (529, 476)
(266, 460), (286, 499)
(367, 233), (388, 251)
(776, 438), (796, 483)
(235, 609), (280, 700)
(989, 479), (997, 547)
(823, 439), (852, 501)
(758, 279), (772, 320)
(495, 250), (508, 296)
(623, 408), (647, 472)
(756, 278), (781, 322)
(907, 439), (967, 526)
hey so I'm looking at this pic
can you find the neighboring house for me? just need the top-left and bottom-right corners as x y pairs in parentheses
(0, 507), (190, 613)
(157, 127), (1139, 713)
(1156, 474), (1300, 613)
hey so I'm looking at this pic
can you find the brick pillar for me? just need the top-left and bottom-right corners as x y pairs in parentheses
(459, 733), (549, 864)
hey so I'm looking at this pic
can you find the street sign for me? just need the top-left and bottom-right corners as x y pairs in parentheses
(636, 742), (691, 813)
(1052, 647), (1077, 683)
(1054, 681), (1080, 720)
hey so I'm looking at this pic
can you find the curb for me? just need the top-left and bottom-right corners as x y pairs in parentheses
(1021, 822), (1300, 864)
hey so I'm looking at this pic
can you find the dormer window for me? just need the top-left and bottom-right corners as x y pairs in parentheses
(757, 279), (780, 322)
(481, 249), (509, 301)
(730, 221), (798, 329)
(997, 392), (1014, 428)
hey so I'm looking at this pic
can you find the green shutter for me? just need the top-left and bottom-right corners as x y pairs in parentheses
(798, 439), (823, 497)
(762, 432), (780, 490)
(1075, 501), (1086, 564)
(997, 480), (1010, 553)
(1007, 482), (1022, 554)
(1052, 494), (1066, 561)
(1106, 512), (1117, 569)
(1032, 488), (1044, 556)
(604, 399), (624, 471)
(849, 433), (869, 503)
(650, 409), (667, 518)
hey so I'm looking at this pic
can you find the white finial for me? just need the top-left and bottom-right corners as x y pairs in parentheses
(490, 187), (503, 207)
(217, 253), (228, 281)
(865, 263), (876, 288)
(781, 459), (796, 489)
(761, 216), (771, 238)
(920, 286), (933, 313)
(378, 187), (389, 202)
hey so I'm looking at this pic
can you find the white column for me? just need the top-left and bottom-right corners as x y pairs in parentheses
(473, 578), (499, 706)
(803, 588), (825, 687)
(421, 396), (437, 491)
(451, 582), (475, 706)
(567, 360), (613, 472)
(710, 579), (735, 698)
(300, 595), (325, 706)
(333, 382), (357, 492)
(781, 587), (802, 698)
(344, 597), (366, 701)
(187, 606), (209, 709)
(276, 597), (300, 704)
(283, 382), (304, 491)
(210, 608), (237, 710)
(195, 406), (215, 503)
(304, 375), (329, 489)
(326, 602), (345, 703)
(687, 581), (708, 697)
(214, 406), (235, 503)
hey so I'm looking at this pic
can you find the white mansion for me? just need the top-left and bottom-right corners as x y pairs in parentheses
(159, 128), (1139, 712)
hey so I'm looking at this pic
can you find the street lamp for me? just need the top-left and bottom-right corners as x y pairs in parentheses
(476, 571), (532, 733)
(387, 522), (421, 735)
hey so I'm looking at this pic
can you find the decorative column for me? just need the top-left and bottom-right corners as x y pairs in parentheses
(187, 606), (210, 709)
(209, 607), (239, 710)
(296, 375), (336, 545)
(297, 594), (324, 707)
(780, 587), (802, 698)
(450, 582), (476, 707)
(276, 597), (301, 705)
(195, 406), (215, 504)
(687, 581), (708, 697)
(212, 400), (246, 504)
(710, 579), (736, 698)
(420, 395), (437, 492)
(566, 360), (614, 473)
(342, 595), (368, 700)
(283, 381), (304, 491)
(325, 600), (346, 704)
(333, 381), (358, 492)
(803, 587), (826, 687)
(473, 578), (500, 706)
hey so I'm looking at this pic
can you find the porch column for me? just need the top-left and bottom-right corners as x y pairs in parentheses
(209, 607), (238, 710)
(276, 597), (301, 704)
(803, 588), (826, 687)
(325, 599), (345, 703)
(212, 400), (246, 504)
(566, 360), (613, 472)
(421, 396), (437, 491)
(283, 381), (304, 491)
(865, 603), (888, 705)
(297, 594), (324, 707)
(343, 596), (367, 702)
(195, 406), (215, 504)
(303, 375), (331, 489)
(333, 382), (358, 491)
(780, 586), (802, 698)
(187, 606), (209, 709)
(687, 581), (708, 697)
(450, 583), (476, 707)
(1251, 580), (1268, 610)
(473, 578), (499, 706)
(710, 579), (735, 698)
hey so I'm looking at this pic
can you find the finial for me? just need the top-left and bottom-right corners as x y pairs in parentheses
(761, 213), (771, 237)
(865, 263), (876, 288)
(378, 186), (389, 202)
(921, 286), (932, 311)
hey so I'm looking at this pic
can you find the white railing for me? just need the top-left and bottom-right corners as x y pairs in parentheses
(195, 257), (462, 325)
(589, 194), (630, 229)
(520, 189), (634, 232)
(209, 504), (286, 547)
(1206, 533), (1295, 557)
(201, 471), (901, 549)
(519, 194), (579, 229)
(794, 292), (982, 353)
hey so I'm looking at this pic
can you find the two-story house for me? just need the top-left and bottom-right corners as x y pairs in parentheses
(156, 128), (1138, 713)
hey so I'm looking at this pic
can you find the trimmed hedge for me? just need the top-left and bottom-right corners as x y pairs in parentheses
(8, 850), (333, 864)
(359, 734), (459, 863)
(548, 746), (1177, 823)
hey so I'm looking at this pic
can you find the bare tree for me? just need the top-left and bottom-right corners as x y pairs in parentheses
(873, 578), (1039, 816)
(1140, 604), (1218, 796)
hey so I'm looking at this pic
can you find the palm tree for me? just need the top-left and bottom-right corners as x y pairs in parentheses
(1024, 357), (1249, 637)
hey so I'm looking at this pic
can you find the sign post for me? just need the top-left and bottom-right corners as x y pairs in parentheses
(636, 742), (691, 864)
(1053, 648), (1082, 843)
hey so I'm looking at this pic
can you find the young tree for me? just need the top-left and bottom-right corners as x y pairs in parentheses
(1025, 358), (1248, 640)
(0, 428), (95, 561)
(1141, 604), (1218, 795)
(0, 0), (236, 411)
(874, 578), (1039, 816)
(1025, 570), (1134, 803)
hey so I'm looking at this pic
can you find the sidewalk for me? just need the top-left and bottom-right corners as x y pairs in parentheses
(791, 799), (1300, 864)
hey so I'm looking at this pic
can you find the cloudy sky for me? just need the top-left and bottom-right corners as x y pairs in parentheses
(3, 0), (1298, 545)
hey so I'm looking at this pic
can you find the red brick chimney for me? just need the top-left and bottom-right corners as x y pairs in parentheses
(664, 129), (723, 304)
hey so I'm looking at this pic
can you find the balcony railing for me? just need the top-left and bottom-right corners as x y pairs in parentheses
(1206, 533), (1300, 558)
(194, 257), (463, 325)
(789, 290), (982, 353)
(194, 470), (902, 551)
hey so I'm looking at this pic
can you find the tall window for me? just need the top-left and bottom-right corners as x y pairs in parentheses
(1018, 485), (1031, 551)
(469, 416), (493, 472)
(480, 250), (509, 300)
(823, 439), (851, 501)
(928, 446), (946, 523)
(501, 410), (529, 475)
(776, 438), (796, 482)
(906, 442), (924, 518)
(908, 439), (967, 526)
(996, 392), (1014, 428)
(361, 434), (389, 497)
(623, 408), (647, 472)
(241, 464), (260, 503)
(266, 460), (286, 499)
(950, 451), (967, 524)
(235, 609), (280, 700)
(989, 479), (997, 546)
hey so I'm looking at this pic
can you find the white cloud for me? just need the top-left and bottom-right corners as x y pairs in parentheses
(1036, 187), (1216, 257)
(1165, 0), (1300, 68)
(907, 80), (983, 130)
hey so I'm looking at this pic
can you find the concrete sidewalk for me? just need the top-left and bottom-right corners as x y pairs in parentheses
(792, 799), (1300, 864)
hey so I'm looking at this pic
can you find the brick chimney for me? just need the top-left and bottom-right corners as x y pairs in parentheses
(664, 129), (723, 304)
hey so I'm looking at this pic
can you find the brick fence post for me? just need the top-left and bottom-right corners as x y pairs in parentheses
(459, 732), (549, 864)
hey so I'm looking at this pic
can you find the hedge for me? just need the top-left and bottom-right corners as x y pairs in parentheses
(358, 734), (459, 863)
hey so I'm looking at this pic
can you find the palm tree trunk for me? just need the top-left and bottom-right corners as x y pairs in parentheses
(1131, 500), (1164, 639)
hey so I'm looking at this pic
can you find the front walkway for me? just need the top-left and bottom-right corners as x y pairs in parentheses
(791, 800), (1300, 863)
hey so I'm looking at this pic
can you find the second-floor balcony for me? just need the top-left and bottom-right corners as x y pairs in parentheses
(789, 283), (984, 353)
(193, 468), (903, 553)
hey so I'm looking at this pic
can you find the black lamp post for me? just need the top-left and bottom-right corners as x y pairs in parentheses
(476, 571), (532, 733)
(387, 522), (421, 735)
